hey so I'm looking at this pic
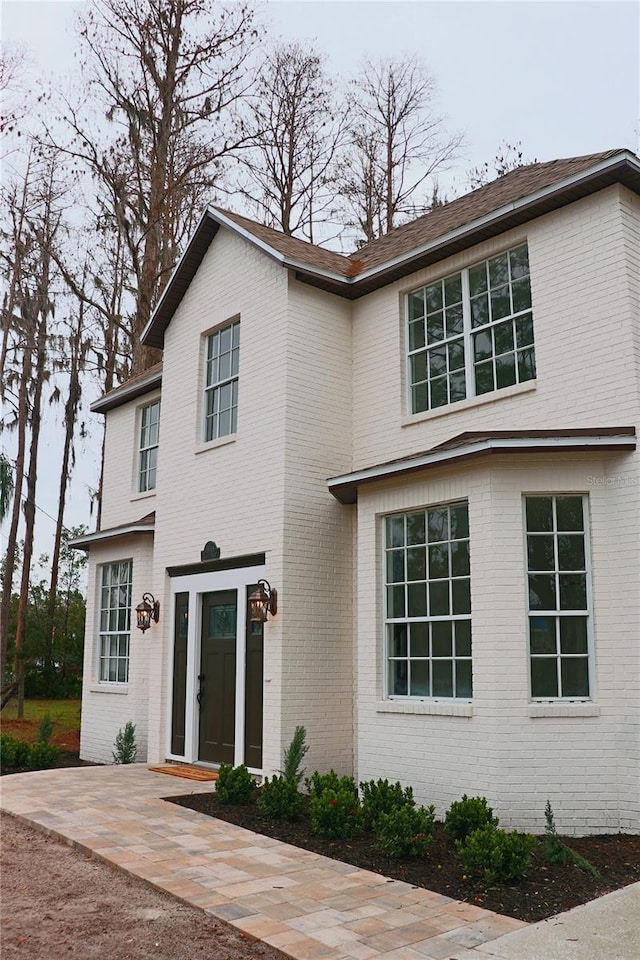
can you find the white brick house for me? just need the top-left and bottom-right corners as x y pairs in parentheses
(73, 149), (640, 834)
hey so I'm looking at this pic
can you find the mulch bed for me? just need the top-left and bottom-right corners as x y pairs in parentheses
(170, 792), (640, 923)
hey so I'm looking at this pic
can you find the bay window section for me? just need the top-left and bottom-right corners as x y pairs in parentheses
(408, 243), (535, 414)
(385, 501), (472, 700)
(525, 495), (592, 699)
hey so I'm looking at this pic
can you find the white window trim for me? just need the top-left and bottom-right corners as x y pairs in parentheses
(98, 559), (133, 685)
(382, 500), (473, 704)
(137, 398), (160, 494)
(202, 318), (240, 444)
(405, 244), (534, 417)
(523, 493), (595, 703)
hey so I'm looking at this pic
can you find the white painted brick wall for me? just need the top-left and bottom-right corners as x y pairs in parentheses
(80, 536), (154, 763)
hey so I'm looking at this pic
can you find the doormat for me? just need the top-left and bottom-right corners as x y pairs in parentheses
(148, 765), (219, 782)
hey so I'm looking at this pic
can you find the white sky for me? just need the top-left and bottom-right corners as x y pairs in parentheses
(1, 0), (639, 564)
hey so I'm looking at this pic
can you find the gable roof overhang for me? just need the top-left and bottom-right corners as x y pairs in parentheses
(91, 364), (163, 414)
(140, 150), (640, 349)
(68, 513), (155, 551)
(327, 429), (637, 504)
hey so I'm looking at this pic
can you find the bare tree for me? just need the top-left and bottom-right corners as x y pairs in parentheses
(44, 0), (262, 374)
(338, 55), (462, 244)
(467, 140), (538, 190)
(233, 42), (344, 242)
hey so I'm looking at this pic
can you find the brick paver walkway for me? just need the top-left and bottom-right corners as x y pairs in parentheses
(0, 765), (525, 960)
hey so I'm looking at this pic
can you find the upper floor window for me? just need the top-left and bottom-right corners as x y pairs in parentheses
(138, 400), (160, 492)
(407, 244), (535, 414)
(99, 560), (133, 683)
(204, 320), (239, 442)
(525, 495), (592, 699)
(385, 501), (472, 700)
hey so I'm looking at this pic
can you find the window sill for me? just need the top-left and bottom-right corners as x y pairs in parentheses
(195, 435), (237, 456)
(376, 700), (472, 717)
(130, 489), (156, 503)
(88, 683), (129, 695)
(528, 702), (600, 718)
(401, 380), (536, 429)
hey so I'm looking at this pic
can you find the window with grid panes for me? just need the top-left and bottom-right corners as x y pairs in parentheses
(385, 501), (472, 699)
(138, 400), (160, 492)
(407, 244), (535, 413)
(525, 495), (592, 698)
(204, 320), (239, 441)
(99, 560), (133, 683)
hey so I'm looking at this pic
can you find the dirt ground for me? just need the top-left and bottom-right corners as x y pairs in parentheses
(0, 812), (287, 960)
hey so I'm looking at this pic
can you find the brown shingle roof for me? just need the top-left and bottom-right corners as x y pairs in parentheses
(91, 362), (163, 414)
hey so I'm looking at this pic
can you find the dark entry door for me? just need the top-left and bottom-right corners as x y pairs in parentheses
(244, 585), (264, 769)
(199, 591), (237, 764)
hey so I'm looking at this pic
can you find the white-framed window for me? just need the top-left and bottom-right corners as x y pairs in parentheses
(384, 501), (472, 699)
(138, 400), (160, 492)
(204, 320), (239, 442)
(525, 495), (592, 699)
(407, 243), (534, 414)
(98, 560), (133, 683)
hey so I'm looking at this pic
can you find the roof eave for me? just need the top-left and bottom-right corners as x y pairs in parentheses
(69, 523), (155, 550)
(90, 370), (163, 414)
(328, 431), (637, 504)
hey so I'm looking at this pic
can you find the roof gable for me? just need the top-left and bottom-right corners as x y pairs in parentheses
(135, 148), (640, 350)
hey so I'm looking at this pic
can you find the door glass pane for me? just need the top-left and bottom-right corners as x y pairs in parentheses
(210, 604), (237, 637)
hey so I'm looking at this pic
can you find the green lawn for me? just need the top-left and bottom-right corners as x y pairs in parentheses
(1, 698), (81, 746)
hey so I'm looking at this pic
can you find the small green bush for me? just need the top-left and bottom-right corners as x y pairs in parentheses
(279, 725), (308, 786)
(360, 778), (415, 830)
(216, 763), (255, 804)
(0, 734), (18, 767)
(445, 795), (498, 842)
(310, 787), (363, 840)
(0, 735), (32, 769)
(457, 824), (535, 884)
(257, 775), (304, 820)
(543, 800), (568, 865)
(27, 741), (61, 771)
(305, 770), (357, 799)
(376, 803), (435, 858)
(112, 721), (137, 764)
(37, 712), (54, 744)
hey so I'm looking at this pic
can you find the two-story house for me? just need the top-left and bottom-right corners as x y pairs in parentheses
(72, 148), (640, 834)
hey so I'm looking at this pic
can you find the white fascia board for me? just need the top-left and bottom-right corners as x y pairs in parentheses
(69, 524), (155, 550)
(327, 434), (636, 490)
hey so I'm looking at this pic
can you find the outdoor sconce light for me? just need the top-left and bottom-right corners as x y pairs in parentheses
(248, 580), (278, 623)
(136, 593), (160, 633)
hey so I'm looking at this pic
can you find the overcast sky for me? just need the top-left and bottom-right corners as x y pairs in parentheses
(1, 0), (639, 563)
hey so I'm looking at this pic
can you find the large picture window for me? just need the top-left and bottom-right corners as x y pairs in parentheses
(407, 244), (534, 414)
(138, 400), (160, 492)
(204, 320), (239, 442)
(99, 560), (133, 683)
(385, 501), (472, 699)
(525, 495), (592, 699)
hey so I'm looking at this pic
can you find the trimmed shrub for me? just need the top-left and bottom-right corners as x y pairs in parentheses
(376, 803), (435, 858)
(457, 824), (535, 884)
(27, 741), (61, 770)
(112, 721), (137, 764)
(0, 735), (32, 769)
(310, 787), (363, 840)
(257, 775), (303, 820)
(445, 795), (498, 842)
(216, 763), (254, 805)
(0, 734), (18, 768)
(360, 778), (415, 830)
(306, 770), (357, 799)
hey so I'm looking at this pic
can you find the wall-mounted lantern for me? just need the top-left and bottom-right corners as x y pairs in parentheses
(248, 580), (278, 623)
(136, 593), (160, 633)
